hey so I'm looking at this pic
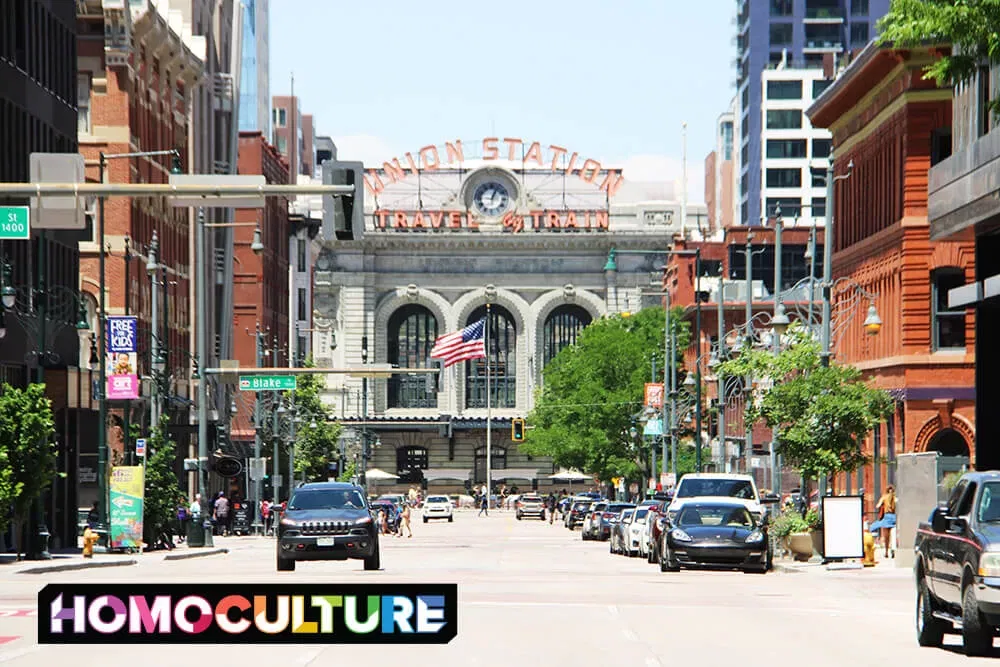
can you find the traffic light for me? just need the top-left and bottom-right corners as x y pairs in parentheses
(322, 160), (364, 242)
(327, 459), (340, 479)
(511, 418), (526, 441)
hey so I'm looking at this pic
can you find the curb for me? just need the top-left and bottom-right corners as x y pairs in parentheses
(163, 548), (229, 561)
(17, 559), (138, 574)
(774, 562), (810, 574)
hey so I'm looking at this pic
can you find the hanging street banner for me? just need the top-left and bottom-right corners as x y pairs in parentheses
(106, 316), (139, 400)
(644, 383), (664, 409)
(109, 466), (144, 549)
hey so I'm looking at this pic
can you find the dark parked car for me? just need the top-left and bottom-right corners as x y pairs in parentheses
(598, 503), (635, 541)
(566, 499), (595, 529)
(658, 500), (770, 574)
(276, 482), (380, 572)
(915, 471), (1000, 655)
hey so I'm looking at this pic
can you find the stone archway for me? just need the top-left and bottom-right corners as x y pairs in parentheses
(927, 428), (969, 457)
(914, 414), (974, 457)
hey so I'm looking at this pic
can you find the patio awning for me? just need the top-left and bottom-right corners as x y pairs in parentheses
(492, 469), (540, 480)
(422, 468), (471, 482)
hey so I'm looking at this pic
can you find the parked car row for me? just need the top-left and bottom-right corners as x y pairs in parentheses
(569, 474), (778, 574)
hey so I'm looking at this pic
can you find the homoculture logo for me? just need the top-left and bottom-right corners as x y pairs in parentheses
(37, 584), (457, 644)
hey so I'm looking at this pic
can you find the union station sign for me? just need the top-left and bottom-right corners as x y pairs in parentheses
(364, 137), (625, 199)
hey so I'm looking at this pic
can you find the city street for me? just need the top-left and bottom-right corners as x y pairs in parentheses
(0, 509), (986, 666)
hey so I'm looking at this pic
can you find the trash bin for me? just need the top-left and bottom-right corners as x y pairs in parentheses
(187, 519), (205, 547)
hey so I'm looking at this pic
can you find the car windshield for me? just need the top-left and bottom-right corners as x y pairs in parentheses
(676, 505), (755, 527)
(289, 489), (366, 511)
(634, 508), (649, 523)
(607, 504), (634, 513)
(978, 482), (1000, 523)
(522, 496), (542, 503)
(426, 496), (449, 503)
(573, 502), (590, 510)
(621, 510), (634, 522)
(593, 503), (608, 512)
(676, 479), (755, 500)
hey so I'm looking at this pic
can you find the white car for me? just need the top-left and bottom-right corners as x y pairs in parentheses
(627, 507), (651, 557)
(422, 495), (454, 522)
(666, 473), (773, 524)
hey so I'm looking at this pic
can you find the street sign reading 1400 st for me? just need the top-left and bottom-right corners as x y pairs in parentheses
(238, 375), (297, 391)
(0, 207), (30, 240)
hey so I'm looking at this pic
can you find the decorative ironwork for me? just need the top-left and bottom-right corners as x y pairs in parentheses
(542, 304), (592, 366)
(466, 304), (517, 409)
(387, 305), (438, 409)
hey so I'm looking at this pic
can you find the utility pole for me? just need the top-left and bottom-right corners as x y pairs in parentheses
(272, 336), (281, 505)
(195, 207), (213, 548)
(361, 335), (369, 487)
(289, 394), (297, 489)
(149, 230), (160, 428)
(252, 324), (264, 534)
(717, 263), (727, 473)
(694, 248), (703, 473)
(744, 233), (754, 475)
(819, 153), (836, 498)
(96, 153), (109, 533)
(662, 290), (671, 479)
(771, 208), (783, 494)
(670, 326), (678, 478)
(123, 237), (132, 464)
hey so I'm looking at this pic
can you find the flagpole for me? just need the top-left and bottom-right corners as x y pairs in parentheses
(485, 303), (492, 509)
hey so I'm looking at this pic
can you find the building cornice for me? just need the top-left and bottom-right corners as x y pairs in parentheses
(334, 231), (682, 253)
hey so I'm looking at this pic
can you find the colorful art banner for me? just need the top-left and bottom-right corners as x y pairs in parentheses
(109, 466), (144, 549)
(106, 316), (138, 400)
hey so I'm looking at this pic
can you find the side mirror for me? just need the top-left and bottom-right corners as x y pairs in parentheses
(949, 517), (968, 533)
(761, 493), (781, 504)
(930, 506), (948, 533)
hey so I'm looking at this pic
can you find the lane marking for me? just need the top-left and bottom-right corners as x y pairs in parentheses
(622, 628), (638, 641)
(0, 639), (18, 646)
(0, 610), (34, 617)
(645, 658), (662, 667)
(607, 605), (619, 616)
(296, 648), (325, 665)
(0, 647), (38, 663)
(461, 600), (909, 615)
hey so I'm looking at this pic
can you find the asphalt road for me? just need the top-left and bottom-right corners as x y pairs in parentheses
(0, 510), (989, 666)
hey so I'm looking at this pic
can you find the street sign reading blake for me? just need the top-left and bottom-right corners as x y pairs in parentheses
(238, 375), (297, 391)
(106, 316), (139, 400)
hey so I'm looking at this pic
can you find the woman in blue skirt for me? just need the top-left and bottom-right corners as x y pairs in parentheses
(870, 486), (897, 558)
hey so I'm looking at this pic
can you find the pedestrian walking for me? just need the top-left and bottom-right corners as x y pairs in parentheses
(260, 500), (271, 535)
(478, 493), (489, 517)
(399, 505), (412, 538)
(213, 492), (230, 536)
(871, 485), (897, 558)
(547, 493), (556, 524)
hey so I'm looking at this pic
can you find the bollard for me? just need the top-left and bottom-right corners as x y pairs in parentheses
(862, 529), (876, 567)
(82, 527), (99, 558)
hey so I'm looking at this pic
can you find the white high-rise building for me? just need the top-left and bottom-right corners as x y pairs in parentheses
(759, 63), (833, 226)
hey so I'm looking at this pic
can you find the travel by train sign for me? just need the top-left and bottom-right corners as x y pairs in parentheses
(372, 209), (610, 233)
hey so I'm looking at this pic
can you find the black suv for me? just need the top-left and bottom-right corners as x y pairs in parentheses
(276, 482), (380, 572)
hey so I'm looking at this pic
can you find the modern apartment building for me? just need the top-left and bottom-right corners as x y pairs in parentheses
(735, 0), (889, 226)
(238, 0), (269, 134)
(272, 95), (312, 177)
(705, 100), (737, 234)
(759, 64), (833, 225)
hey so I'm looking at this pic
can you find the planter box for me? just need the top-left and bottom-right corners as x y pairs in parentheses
(789, 532), (813, 562)
(810, 529), (823, 558)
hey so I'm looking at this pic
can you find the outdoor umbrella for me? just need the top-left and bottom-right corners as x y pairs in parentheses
(364, 468), (399, 481)
(549, 469), (591, 482)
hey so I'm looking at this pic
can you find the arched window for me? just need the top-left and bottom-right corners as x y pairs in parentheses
(543, 304), (592, 366)
(387, 305), (438, 408)
(465, 305), (516, 408)
(474, 446), (507, 484)
(396, 446), (428, 483)
(927, 428), (969, 457)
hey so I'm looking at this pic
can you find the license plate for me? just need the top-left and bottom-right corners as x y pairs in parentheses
(316, 537), (335, 547)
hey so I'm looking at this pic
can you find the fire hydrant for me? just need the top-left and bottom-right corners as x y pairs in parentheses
(863, 529), (876, 567)
(82, 527), (99, 558)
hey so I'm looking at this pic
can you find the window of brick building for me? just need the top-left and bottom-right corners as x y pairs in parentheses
(932, 267), (967, 350)
(77, 73), (91, 135)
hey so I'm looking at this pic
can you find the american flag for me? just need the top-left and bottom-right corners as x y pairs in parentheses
(430, 318), (486, 368)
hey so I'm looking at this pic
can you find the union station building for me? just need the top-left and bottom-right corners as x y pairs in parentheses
(310, 137), (706, 492)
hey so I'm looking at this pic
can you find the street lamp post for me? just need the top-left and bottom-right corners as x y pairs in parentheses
(360, 335), (369, 488)
(744, 233), (754, 475)
(662, 289), (671, 479)
(251, 324), (265, 534)
(194, 207), (213, 548)
(148, 230), (160, 428)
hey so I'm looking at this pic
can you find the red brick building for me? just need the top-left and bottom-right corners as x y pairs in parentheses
(230, 130), (291, 444)
(808, 43), (975, 513)
(76, 0), (204, 461)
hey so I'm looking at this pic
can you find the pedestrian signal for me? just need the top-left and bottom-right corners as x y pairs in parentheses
(511, 418), (526, 441)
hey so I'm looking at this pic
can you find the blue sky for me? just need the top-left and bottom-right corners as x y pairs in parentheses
(270, 1), (735, 203)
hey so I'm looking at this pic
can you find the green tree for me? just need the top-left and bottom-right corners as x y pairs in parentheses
(717, 323), (895, 480)
(521, 307), (691, 483)
(0, 383), (57, 558)
(292, 359), (342, 482)
(142, 414), (184, 546)
(878, 0), (1000, 112)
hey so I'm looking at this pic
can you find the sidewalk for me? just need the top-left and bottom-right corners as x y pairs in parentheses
(774, 553), (910, 577)
(0, 534), (250, 574)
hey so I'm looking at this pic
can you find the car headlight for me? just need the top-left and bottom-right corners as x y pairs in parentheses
(355, 517), (372, 525)
(980, 552), (1000, 577)
(668, 511), (678, 523)
(671, 529), (692, 542)
(745, 529), (765, 544)
(281, 518), (298, 526)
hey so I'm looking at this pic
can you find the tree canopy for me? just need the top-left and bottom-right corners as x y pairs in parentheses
(879, 0), (1000, 112)
(521, 307), (691, 483)
(292, 359), (342, 482)
(717, 323), (894, 480)
(143, 414), (184, 544)
(0, 383), (57, 555)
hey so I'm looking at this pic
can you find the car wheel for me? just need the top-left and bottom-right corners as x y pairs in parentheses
(448, 516), (453, 522)
(962, 583), (993, 656)
(276, 550), (295, 572)
(364, 539), (381, 572)
(516, 513), (522, 520)
(648, 545), (657, 564)
(423, 516), (428, 523)
(916, 578), (946, 648)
